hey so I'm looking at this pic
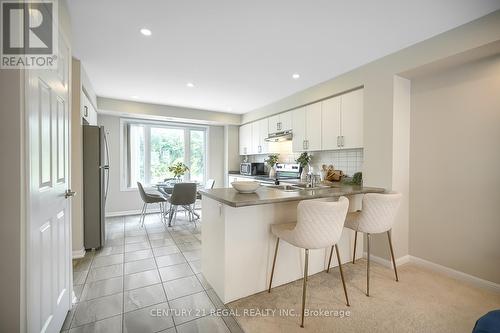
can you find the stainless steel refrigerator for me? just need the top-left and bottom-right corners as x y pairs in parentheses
(83, 125), (109, 249)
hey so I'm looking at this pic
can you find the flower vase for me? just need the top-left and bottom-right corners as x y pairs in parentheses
(269, 166), (276, 179)
(300, 165), (309, 182)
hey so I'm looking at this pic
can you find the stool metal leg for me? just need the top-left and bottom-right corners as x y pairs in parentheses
(268, 237), (280, 293)
(335, 245), (350, 306)
(366, 233), (371, 296)
(140, 203), (147, 227)
(326, 245), (334, 273)
(301, 249), (309, 328)
(387, 230), (399, 282)
(352, 231), (358, 264)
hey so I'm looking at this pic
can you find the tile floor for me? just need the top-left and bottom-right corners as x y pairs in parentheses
(62, 212), (243, 333)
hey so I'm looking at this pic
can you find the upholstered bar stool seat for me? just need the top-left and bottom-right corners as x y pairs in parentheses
(268, 197), (350, 328)
(344, 192), (402, 296)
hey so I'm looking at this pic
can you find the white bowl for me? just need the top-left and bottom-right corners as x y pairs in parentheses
(231, 181), (260, 193)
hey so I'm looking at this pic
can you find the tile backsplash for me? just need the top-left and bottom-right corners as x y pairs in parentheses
(246, 147), (363, 177)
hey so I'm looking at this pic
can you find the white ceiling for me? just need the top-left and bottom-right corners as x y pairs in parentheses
(68, 0), (500, 114)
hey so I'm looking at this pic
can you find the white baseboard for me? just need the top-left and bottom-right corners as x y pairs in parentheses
(410, 256), (500, 294)
(363, 252), (500, 294)
(362, 252), (410, 268)
(72, 248), (85, 259)
(106, 208), (162, 217)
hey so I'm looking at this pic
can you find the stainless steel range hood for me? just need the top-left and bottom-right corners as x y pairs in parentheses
(265, 130), (293, 142)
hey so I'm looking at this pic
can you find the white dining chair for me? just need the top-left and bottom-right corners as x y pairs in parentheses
(344, 192), (402, 296)
(268, 197), (350, 328)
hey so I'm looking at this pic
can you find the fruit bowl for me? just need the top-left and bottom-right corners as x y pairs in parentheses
(231, 181), (260, 193)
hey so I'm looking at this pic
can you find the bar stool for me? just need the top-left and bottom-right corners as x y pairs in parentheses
(344, 192), (402, 296)
(268, 197), (350, 328)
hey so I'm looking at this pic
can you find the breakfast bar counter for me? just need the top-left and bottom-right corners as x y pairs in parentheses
(199, 184), (385, 303)
(198, 184), (384, 207)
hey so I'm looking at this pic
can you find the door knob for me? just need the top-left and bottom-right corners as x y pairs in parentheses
(64, 189), (76, 198)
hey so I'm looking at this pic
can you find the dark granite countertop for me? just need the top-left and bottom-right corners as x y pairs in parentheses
(199, 184), (385, 207)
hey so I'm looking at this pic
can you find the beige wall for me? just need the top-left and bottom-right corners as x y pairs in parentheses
(410, 55), (500, 284)
(98, 97), (241, 125)
(241, 11), (500, 261)
(98, 114), (226, 214)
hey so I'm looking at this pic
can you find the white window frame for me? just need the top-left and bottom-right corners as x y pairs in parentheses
(120, 118), (208, 191)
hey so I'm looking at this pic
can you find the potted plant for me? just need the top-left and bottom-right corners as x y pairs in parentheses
(296, 152), (312, 181)
(168, 162), (189, 181)
(265, 154), (279, 178)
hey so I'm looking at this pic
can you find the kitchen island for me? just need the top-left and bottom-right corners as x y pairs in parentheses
(199, 184), (385, 303)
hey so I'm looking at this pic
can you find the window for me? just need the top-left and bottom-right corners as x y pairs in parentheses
(124, 120), (207, 187)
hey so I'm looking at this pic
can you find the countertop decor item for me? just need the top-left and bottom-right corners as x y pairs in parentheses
(296, 152), (312, 181)
(342, 172), (362, 185)
(265, 154), (279, 178)
(231, 181), (261, 193)
(322, 164), (344, 182)
(168, 162), (189, 180)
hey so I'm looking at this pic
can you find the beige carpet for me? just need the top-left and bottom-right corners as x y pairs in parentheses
(228, 260), (500, 333)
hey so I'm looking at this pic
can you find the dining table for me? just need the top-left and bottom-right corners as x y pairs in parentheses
(155, 180), (202, 220)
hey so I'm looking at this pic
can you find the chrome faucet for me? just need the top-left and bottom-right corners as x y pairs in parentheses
(306, 173), (318, 188)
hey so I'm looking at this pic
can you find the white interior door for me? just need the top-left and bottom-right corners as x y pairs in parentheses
(26, 33), (72, 333)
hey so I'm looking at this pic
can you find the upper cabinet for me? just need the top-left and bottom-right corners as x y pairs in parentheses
(258, 118), (269, 154)
(322, 88), (363, 150)
(340, 89), (363, 149)
(238, 88), (363, 155)
(268, 111), (292, 133)
(243, 118), (269, 155)
(239, 123), (252, 155)
(321, 96), (342, 150)
(292, 102), (322, 152)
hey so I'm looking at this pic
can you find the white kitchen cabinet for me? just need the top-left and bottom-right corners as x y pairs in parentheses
(305, 102), (322, 151)
(258, 118), (269, 154)
(292, 102), (322, 152)
(321, 89), (363, 150)
(239, 123), (252, 155)
(251, 121), (260, 155)
(268, 111), (292, 133)
(292, 107), (306, 152)
(321, 96), (342, 150)
(340, 89), (363, 149)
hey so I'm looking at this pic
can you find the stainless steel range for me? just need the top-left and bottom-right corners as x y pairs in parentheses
(275, 163), (301, 180)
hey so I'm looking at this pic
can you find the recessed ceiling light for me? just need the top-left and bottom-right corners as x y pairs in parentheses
(227, 107), (233, 112)
(292, 73), (300, 80)
(140, 28), (152, 36)
(186, 82), (195, 88)
(131, 95), (139, 99)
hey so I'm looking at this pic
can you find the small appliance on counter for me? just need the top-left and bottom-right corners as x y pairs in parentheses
(240, 162), (265, 176)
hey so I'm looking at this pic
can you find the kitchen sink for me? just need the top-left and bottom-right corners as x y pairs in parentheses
(266, 184), (301, 192)
(290, 184), (331, 190)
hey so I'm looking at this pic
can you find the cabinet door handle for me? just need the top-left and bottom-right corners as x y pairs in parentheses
(84, 106), (88, 117)
(337, 136), (340, 147)
(341, 136), (345, 147)
(306, 140), (309, 150)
